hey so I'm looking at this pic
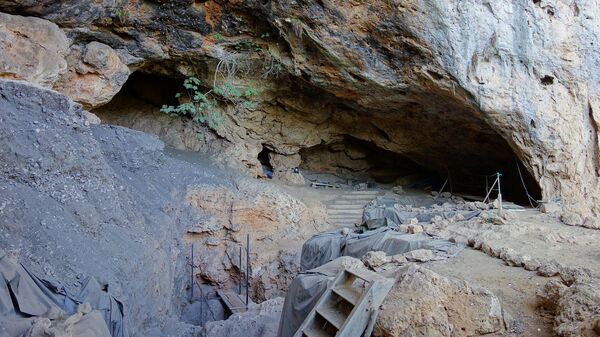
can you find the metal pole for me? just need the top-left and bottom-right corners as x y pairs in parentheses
(246, 233), (250, 311)
(190, 244), (194, 302)
(483, 177), (498, 204)
(238, 246), (242, 295)
(497, 172), (503, 216)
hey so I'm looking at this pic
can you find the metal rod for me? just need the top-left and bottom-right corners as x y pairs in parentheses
(190, 244), (194, 302)
(238, 246), (242, 295)
(246, 233), (250, 311)
(497, 172), (503, 216)
(483, 177), (498, 204)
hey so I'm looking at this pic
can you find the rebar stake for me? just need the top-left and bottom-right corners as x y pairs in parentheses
(238, 246), (242, 295)
(190, 244), (194, 302)
(246, 234), (250, 311)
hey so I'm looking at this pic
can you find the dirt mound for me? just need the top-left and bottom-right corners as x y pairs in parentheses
(376, 264), (511, 337)
(0, 79), (325, 336)
(201, 298), (283, 337)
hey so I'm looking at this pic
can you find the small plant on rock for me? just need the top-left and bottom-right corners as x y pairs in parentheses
(161, 77), (258, 138)
(160, 77), (223, 131)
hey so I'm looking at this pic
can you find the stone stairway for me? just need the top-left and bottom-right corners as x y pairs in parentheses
(326, 190), (382, 227)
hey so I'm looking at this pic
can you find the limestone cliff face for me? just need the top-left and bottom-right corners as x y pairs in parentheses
(1, 0), (599, 226)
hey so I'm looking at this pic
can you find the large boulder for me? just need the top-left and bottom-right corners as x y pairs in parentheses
(0, 12), (70, 86)
(538, 277), (600, 337)
(0, 12), (130, 109)
(55, 41), (131, 109)
(376, 264), (509, 337)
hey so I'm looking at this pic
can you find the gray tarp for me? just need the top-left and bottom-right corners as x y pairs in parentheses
(300, 229), (348, 271)
(342, 229), (458, 259)
(301, 226), (462, 271)
(277, 257), (364, 337)
(0, 251), (127, 337)
(362, 206), (480, 224)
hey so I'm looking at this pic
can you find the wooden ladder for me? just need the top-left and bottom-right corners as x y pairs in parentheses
(293, 268), (394, 337)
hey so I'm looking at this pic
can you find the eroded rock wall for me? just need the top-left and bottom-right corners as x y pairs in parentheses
(1, 1), (599, 223)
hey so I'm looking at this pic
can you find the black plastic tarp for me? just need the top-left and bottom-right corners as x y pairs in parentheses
(0, 250), (127, 337)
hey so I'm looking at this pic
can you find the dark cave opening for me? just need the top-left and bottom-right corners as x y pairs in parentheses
(93, 71), (185, 119)
(299, 135), (541, 206)
(299, 136), (430, 185)
(257, 145), (274, 176)
(94, 71), (542, 206)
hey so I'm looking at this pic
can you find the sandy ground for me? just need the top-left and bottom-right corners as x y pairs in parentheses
(430, 208), (600, 278)
(425, 249), (556, 336)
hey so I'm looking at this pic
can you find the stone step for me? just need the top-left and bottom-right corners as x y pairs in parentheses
(328, 215), (362, 220)
(329, 200), (373, 206)
(328, 204), (367, 210)
(338, 195), (379, 200)
(327, 209), (364, 215)
(329, 221), (361, 225)
(348, 190), (381, 195)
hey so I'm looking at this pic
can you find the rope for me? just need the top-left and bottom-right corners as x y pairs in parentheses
(515, 160), (538, 208)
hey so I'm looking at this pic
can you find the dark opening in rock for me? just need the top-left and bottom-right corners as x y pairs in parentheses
(93, 71), (183, 118)
(299, 136), (429, 184)
(299, 133), (541, 205)
(92, 71), (213, 151)
(258, 145), (273, 174)
(540, 75), (555, 85)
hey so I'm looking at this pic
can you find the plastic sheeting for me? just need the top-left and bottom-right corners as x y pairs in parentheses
(0, 251), (127, 337)
(362, 205), (480, 224)
(300, 229), (348, 271)
(301, 226), (462, 271)
(343, 229), (458, 259)
(277, 257), (364, 337)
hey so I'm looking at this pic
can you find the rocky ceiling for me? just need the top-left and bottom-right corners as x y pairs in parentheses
(3, 0), (600, 222)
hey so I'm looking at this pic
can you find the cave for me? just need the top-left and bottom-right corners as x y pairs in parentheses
(299, 133), (541, 205)
(103, 71), (183, 109)
(92, 71), (185, 128)
(93, 70), (542, 206)
(299, 136), (430, 184)
(257, 145), (274, 176)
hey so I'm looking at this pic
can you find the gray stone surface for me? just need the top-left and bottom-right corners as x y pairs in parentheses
(0, 79), (235, 336)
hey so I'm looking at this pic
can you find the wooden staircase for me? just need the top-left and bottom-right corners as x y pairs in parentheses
(293, 268), (394, 337)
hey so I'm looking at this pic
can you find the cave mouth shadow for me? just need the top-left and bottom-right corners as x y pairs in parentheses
(299, 135), (541, 206)
(299, 136), (431, 185)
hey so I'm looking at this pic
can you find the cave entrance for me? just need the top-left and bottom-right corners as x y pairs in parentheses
(94, 71), (183, 115)
(299, 136), (432, 184)
(299, 135), (541, 206)
(257, 145), (274, 178)
(92, 71), (213, 152)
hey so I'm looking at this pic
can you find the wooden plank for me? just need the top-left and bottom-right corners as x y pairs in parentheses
(217, 290), (246, 314)
(345, 267), (386, 281)
(332, 286), (360, 305)
(310, 182), (340, 188)
(316, 307), (346, 329)
(303, 327), (333, 337)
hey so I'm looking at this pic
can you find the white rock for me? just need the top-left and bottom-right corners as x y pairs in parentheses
(404, 249), (434, 262)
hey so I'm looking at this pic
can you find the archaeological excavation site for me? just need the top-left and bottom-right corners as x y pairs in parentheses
(1, 1), (600, 336)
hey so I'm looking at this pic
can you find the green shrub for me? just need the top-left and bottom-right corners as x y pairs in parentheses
(160, 77), (258, 134)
